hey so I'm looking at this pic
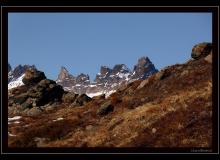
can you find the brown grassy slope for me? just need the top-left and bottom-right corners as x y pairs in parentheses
(8, 56), (212, 148)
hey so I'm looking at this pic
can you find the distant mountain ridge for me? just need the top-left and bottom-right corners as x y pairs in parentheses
(56, 56), (158, 97)
(8, 56), (158, 97)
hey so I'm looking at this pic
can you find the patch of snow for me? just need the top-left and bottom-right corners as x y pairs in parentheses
(13, 121), (20, 124)
(53, 117), (64, 122)
(8, 132), (16, 137)
(75, 84), (81, 87)
(64, 87), (71, 91)
(86, 91), (104, 98)
(105, 90), (116, 98)
(89, 84), (97, 87)
(118, 73), (130, 79)
(111, 83), (118, 88)
(109, 75), (115, 77)
(56, 79), (62, 83)
(8, 74), (25, 90)
(8, 116), (22, 121)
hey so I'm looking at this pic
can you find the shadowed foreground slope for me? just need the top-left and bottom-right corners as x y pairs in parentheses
(8, 42), (212, 148)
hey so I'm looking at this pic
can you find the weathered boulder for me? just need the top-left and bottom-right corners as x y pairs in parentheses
(26, 107), (43, 116)
(191, 42), (212, 60)
(9, 78), (64, 113)
(21, 98), (34, 110)
(62, 92), (78, 103)
(34, 81), (64, 106)
(11, 93), (28, 105)
(97, 101), (114, 116)
(72, 94), (92, 106)
(22, 68), (46, 85)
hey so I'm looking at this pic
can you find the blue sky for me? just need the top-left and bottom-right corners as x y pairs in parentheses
(8, 13), (212, 81)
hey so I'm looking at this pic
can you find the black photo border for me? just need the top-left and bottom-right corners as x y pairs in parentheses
(1, 6), (219, 155)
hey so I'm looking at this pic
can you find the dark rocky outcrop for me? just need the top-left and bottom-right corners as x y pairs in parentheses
(27, 79), (64, 106)
(72, 94), (92, 106)
(62, 92), (78, 103)
(97, 101), (114, 116)
(22, 68), (46, 86)
(8, 69), (64, 115)
(191, 42), (212, 60)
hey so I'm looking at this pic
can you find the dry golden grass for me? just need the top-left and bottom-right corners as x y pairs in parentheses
(8, 56), (212, 148)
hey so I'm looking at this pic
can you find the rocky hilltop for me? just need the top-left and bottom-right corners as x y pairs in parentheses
(56, 56), (158, 97)
(8, 42), (213, 148)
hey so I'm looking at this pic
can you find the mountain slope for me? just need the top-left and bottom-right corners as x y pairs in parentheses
(8, 42), (213, 148)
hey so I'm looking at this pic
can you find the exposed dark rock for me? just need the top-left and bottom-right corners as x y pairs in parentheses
(34, 82), (64, 106)
(191, 42), (212, 60)
(62, 92), (78, 103)
(22, 68), (46, 85)
(21, 98), (34, 110)
(8, 68), (65, 116)
(76, 73), (90, 85)
(112, 64), (130, 74)
(155, 69), (171, 80)
(97, 101), (114, 116)
(72, 94), (92, 106)
(26, 107), (43, 116)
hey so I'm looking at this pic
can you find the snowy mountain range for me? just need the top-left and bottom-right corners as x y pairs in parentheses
(56, 56), (158, 97)
(8, 56), (158, 97)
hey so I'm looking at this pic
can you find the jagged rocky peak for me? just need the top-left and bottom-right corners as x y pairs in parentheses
(132, 56), (157, 79)
(56, 56), (158, 96)
(95, 66), (112, 83)
(57, 66), (74, 80)
(76, 73), (90, 84)
(100, 66), (112, 75)
(112, 64), (130, 74)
